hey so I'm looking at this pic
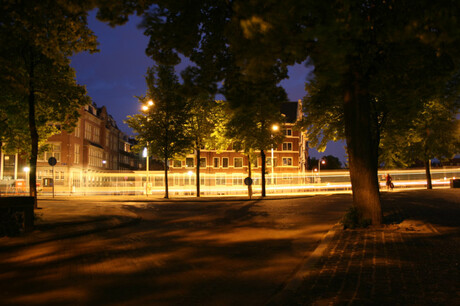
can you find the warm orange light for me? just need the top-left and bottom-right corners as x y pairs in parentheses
(271, 124), (279, 132)
(321, 160), (326, 165)
(142, 105), (149, 111)
(147, 100), (154, 106)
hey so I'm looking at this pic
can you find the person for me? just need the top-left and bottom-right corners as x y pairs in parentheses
(386, 173), (394, 190)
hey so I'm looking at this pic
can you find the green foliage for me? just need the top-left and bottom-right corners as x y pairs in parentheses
(380, 99), (460, 168)
(341, 206), (371, 230)
(126, 65), (192, 162)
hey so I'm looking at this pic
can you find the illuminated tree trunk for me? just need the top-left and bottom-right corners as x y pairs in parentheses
(425, 160), (433, 189)
(261, 149), (266, 197)
(247, 154), (252, 199)
(164, 156), (169, 199)
(196, 148), (200, 197)
(343, 68), (382, 226)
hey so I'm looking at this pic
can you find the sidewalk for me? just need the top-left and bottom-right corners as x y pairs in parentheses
(272, 189), (460, 305)
(0, 198), (141, 249)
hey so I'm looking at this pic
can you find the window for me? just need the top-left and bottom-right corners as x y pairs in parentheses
(222, 157), (229, 168)
(282, 142), (293, 151)
(234, 157), (243, 168)
(105, 129), (109, 147)
(282, 157), (293, 166)
(93, 126), (100, 143)
(213, 157), (220, 168)
(186, 157), (194, 167)
(74, 120), (81, 137)
(266, 157), (277, 166)
(89, 147), (104, 167)
(85, 123), (91, 140)
(173, 160), (182, 168)
(216, 174), (226, 185)
(41, 144), (61, 162)
(74, 144), (80, 164)
(285, 129), (292, 136)
(200, 157), (206, 168)
(252, 158), (258, 168)
(232, 175), (243, 185)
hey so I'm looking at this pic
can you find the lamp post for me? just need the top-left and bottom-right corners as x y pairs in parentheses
(143, 147), (149, 196)
(141, 99), (154, 196)
(271, 124), (279, 186)
(318, 158), (326, 183)
(23, 166), (30, 191)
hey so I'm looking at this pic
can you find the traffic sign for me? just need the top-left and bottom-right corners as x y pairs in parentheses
(48, 157), (57, 166)
(244, 177), (253, 186)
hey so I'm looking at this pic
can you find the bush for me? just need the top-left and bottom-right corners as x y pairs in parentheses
(341, 206), (371, 229)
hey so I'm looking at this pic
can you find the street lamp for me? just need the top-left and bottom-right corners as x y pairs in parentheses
(318, 158), (326, 183)
(271, 124), (279, 185)
(23, 166), (30, 190)
(143, 146), (149, 196)
(141, 99), (154, 196)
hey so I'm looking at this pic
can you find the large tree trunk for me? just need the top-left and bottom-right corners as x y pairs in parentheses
(164, 156), (169, 199)
(28, 55), (38, 209)
(343, 71), (382, 226)
(196, 148), (200, 197)
(425, 159), (433, 189)
(261, 149), (266, 197)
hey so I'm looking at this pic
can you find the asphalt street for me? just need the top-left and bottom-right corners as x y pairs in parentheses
(0, 195), (351, 305)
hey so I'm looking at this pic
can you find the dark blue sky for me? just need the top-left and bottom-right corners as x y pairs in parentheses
(71, 12), (347, 163)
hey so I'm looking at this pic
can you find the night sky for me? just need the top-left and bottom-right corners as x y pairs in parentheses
(71, 11), (347, 163)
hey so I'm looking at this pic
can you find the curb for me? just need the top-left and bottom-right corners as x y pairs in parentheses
(267, 223), (341, 305)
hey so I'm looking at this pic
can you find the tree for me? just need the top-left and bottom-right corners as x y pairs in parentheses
(223, 71), (286, 196)
(181, 69), (225, 197)
(129, 1), (460, 225)
(0, 1), (97, 206)
(380, 99), (460, 189)
(126, 65), (191, 198)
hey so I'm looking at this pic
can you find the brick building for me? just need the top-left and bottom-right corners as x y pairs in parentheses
(166, 100), (308, 187)
(0, 103), (139, 192)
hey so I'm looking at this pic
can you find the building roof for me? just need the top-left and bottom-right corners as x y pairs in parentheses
(281, 101), (299, 123)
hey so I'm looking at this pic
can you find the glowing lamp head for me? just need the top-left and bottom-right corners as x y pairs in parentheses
(271, 124), (279, 132)
(23, 166), (30, 172)
(147, 100), (154, 106)
(187, 170), (193, 176)
(142, 105), (149, 112)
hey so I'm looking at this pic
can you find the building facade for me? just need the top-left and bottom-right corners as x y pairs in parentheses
(0, 103), (139, 192)
(166, 100), (308, 187)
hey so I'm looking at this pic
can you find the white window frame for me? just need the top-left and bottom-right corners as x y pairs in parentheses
(282, 157), (293, 166)
(213, 157), (220, 168)
(234, 157), (243, 168)
(282, 142), (293, 151)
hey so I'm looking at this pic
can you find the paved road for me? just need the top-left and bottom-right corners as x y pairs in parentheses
(0, 195), (351, 305)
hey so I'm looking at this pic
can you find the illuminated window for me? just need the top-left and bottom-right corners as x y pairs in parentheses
(216, 174), (226, 185)
(282, 142), (293, 151)
(85, 124), (91, 140)
(282, 157), (293, 166)
(232, 175), (243, 185)
(234, 157), (243, 168)
(186, 157), (194, 167)
(74, 120), (81, 137)
(74, 144), (80, 164)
